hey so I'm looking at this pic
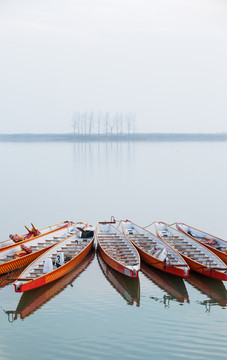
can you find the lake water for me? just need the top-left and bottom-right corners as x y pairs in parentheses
(0, 141), (226, 360)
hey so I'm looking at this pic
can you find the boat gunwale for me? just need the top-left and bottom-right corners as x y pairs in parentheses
(176, 222), (227, 263)
(155, 222), (227, 280)
(96, 223), (140, 275)
(0, 220), (72, 246)
(121, 220), (189, 277)
(0, 222), (86, 276)
(14, 227), (94, 292)
(0, 221), (75, 253)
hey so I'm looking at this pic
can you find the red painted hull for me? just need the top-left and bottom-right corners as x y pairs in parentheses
(15, 238), (94, 292)
(181, 254), (227, 281)
(134, 245), (189, 278)
(155, 224), (227, 281)
(0, 222), (74, 276)
(177, 225), (227, 265)
(98, 244), (139, 278)
(14, 251), (95, 319)
(0, 245), (53, 275)
(0, 222), (73, 253)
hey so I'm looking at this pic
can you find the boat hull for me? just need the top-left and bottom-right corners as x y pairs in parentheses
(14, 251), (95, 320)
(98, 244), (139, 278)
(198, 244), (227, 265)
(0, 221), (73, 253)
(180, 254), (227, 281)
(14, 238), (94, 292)
(155, 223), (227, 281)
(0, 246), (53, 275)
(176, 225), (227, 265)
(133, 244), (189, 278)
(97, 252), (140, 306)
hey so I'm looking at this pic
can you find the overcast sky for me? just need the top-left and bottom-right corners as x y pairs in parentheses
(0, 0), (227, 133)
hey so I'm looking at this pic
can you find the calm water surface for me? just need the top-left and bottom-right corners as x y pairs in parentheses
(0, 141), (226, 360)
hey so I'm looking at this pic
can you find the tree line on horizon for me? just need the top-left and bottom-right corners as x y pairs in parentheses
(71, 111), (136, 136)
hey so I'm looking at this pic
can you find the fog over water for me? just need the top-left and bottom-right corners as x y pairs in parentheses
(0, 0), (227, 134)
(0, 141), (227, 360)
(1, 2), (227, 358)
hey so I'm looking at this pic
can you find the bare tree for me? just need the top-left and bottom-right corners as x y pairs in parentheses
(114, 112), (120, 135)
(72, 111), (80, 138)
(132, 112), (136, 134)
(97, 112), (102, 135)
(104, 112), (110, 135)
(126, 112), (133, 135)
(71, 110), (135, 137)
(88, 111), (94, 135)
(77, 112), (81, 134)
(81, 111), (88, 135)
(119, 112), (123, 134)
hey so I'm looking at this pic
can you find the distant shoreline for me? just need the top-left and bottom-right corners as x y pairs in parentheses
(0, 133), (227, 142)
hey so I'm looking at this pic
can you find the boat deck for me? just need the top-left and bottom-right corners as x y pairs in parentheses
(98, 233), (138, 266)
(126, 233), (182, 265)
(0, 229), (78, 263)
(159, 230), (221, 267)
(23, 239), (89, 279)
(191, 235), (227, 252)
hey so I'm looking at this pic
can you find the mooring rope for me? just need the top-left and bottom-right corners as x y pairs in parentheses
(143, 221), (157, 228)
(168, 222), (177, 226)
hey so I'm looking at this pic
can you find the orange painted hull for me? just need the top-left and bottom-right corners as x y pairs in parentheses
(176, 225), (227, 265)
(14, 251), (95, 320)
(15, 238), (94, 292)
(0, 222), (76, 276)
(0, 268), (24, 288)
(200, 244), (227, 265)
(155, 225), (227, 281)
(181, 254), (227, 281)
(98, 244), (139, 278)
(134, 245), (189, 278)
(97, 252), (140, 306)
(0, 222), (72, 253)
(0, 246), (53, 275)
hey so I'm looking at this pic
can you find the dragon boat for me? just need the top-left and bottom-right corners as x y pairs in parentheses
(14, 225), (94, 292)
(0, 221), (85, 276)
(96, 221), (140, 278)
(121, 220), (189, 277)
(176, 222), (227, 265)
(0, 221), (72, 249)
(155, 222), (227, 281)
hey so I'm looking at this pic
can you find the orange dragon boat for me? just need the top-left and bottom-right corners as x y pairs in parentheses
(0, 221), (72, 250)
(96, 221), (140, 278)
(176, 222), (227, 265)
(0, 221), (84, 276)
(155, 222), (227, 281)
(121, 220), (190, 277)
(97, 252), (140, 306)
(14, 225), (95, 292)
(4, 251), (95, 321)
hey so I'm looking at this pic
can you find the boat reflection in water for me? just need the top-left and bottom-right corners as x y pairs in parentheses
(0, 269), (25, 289)
(97, 252), (140, 306)
(5, 250), (95, 322)
(186, 271), (227, 312)
(141, 261), (189, 307)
